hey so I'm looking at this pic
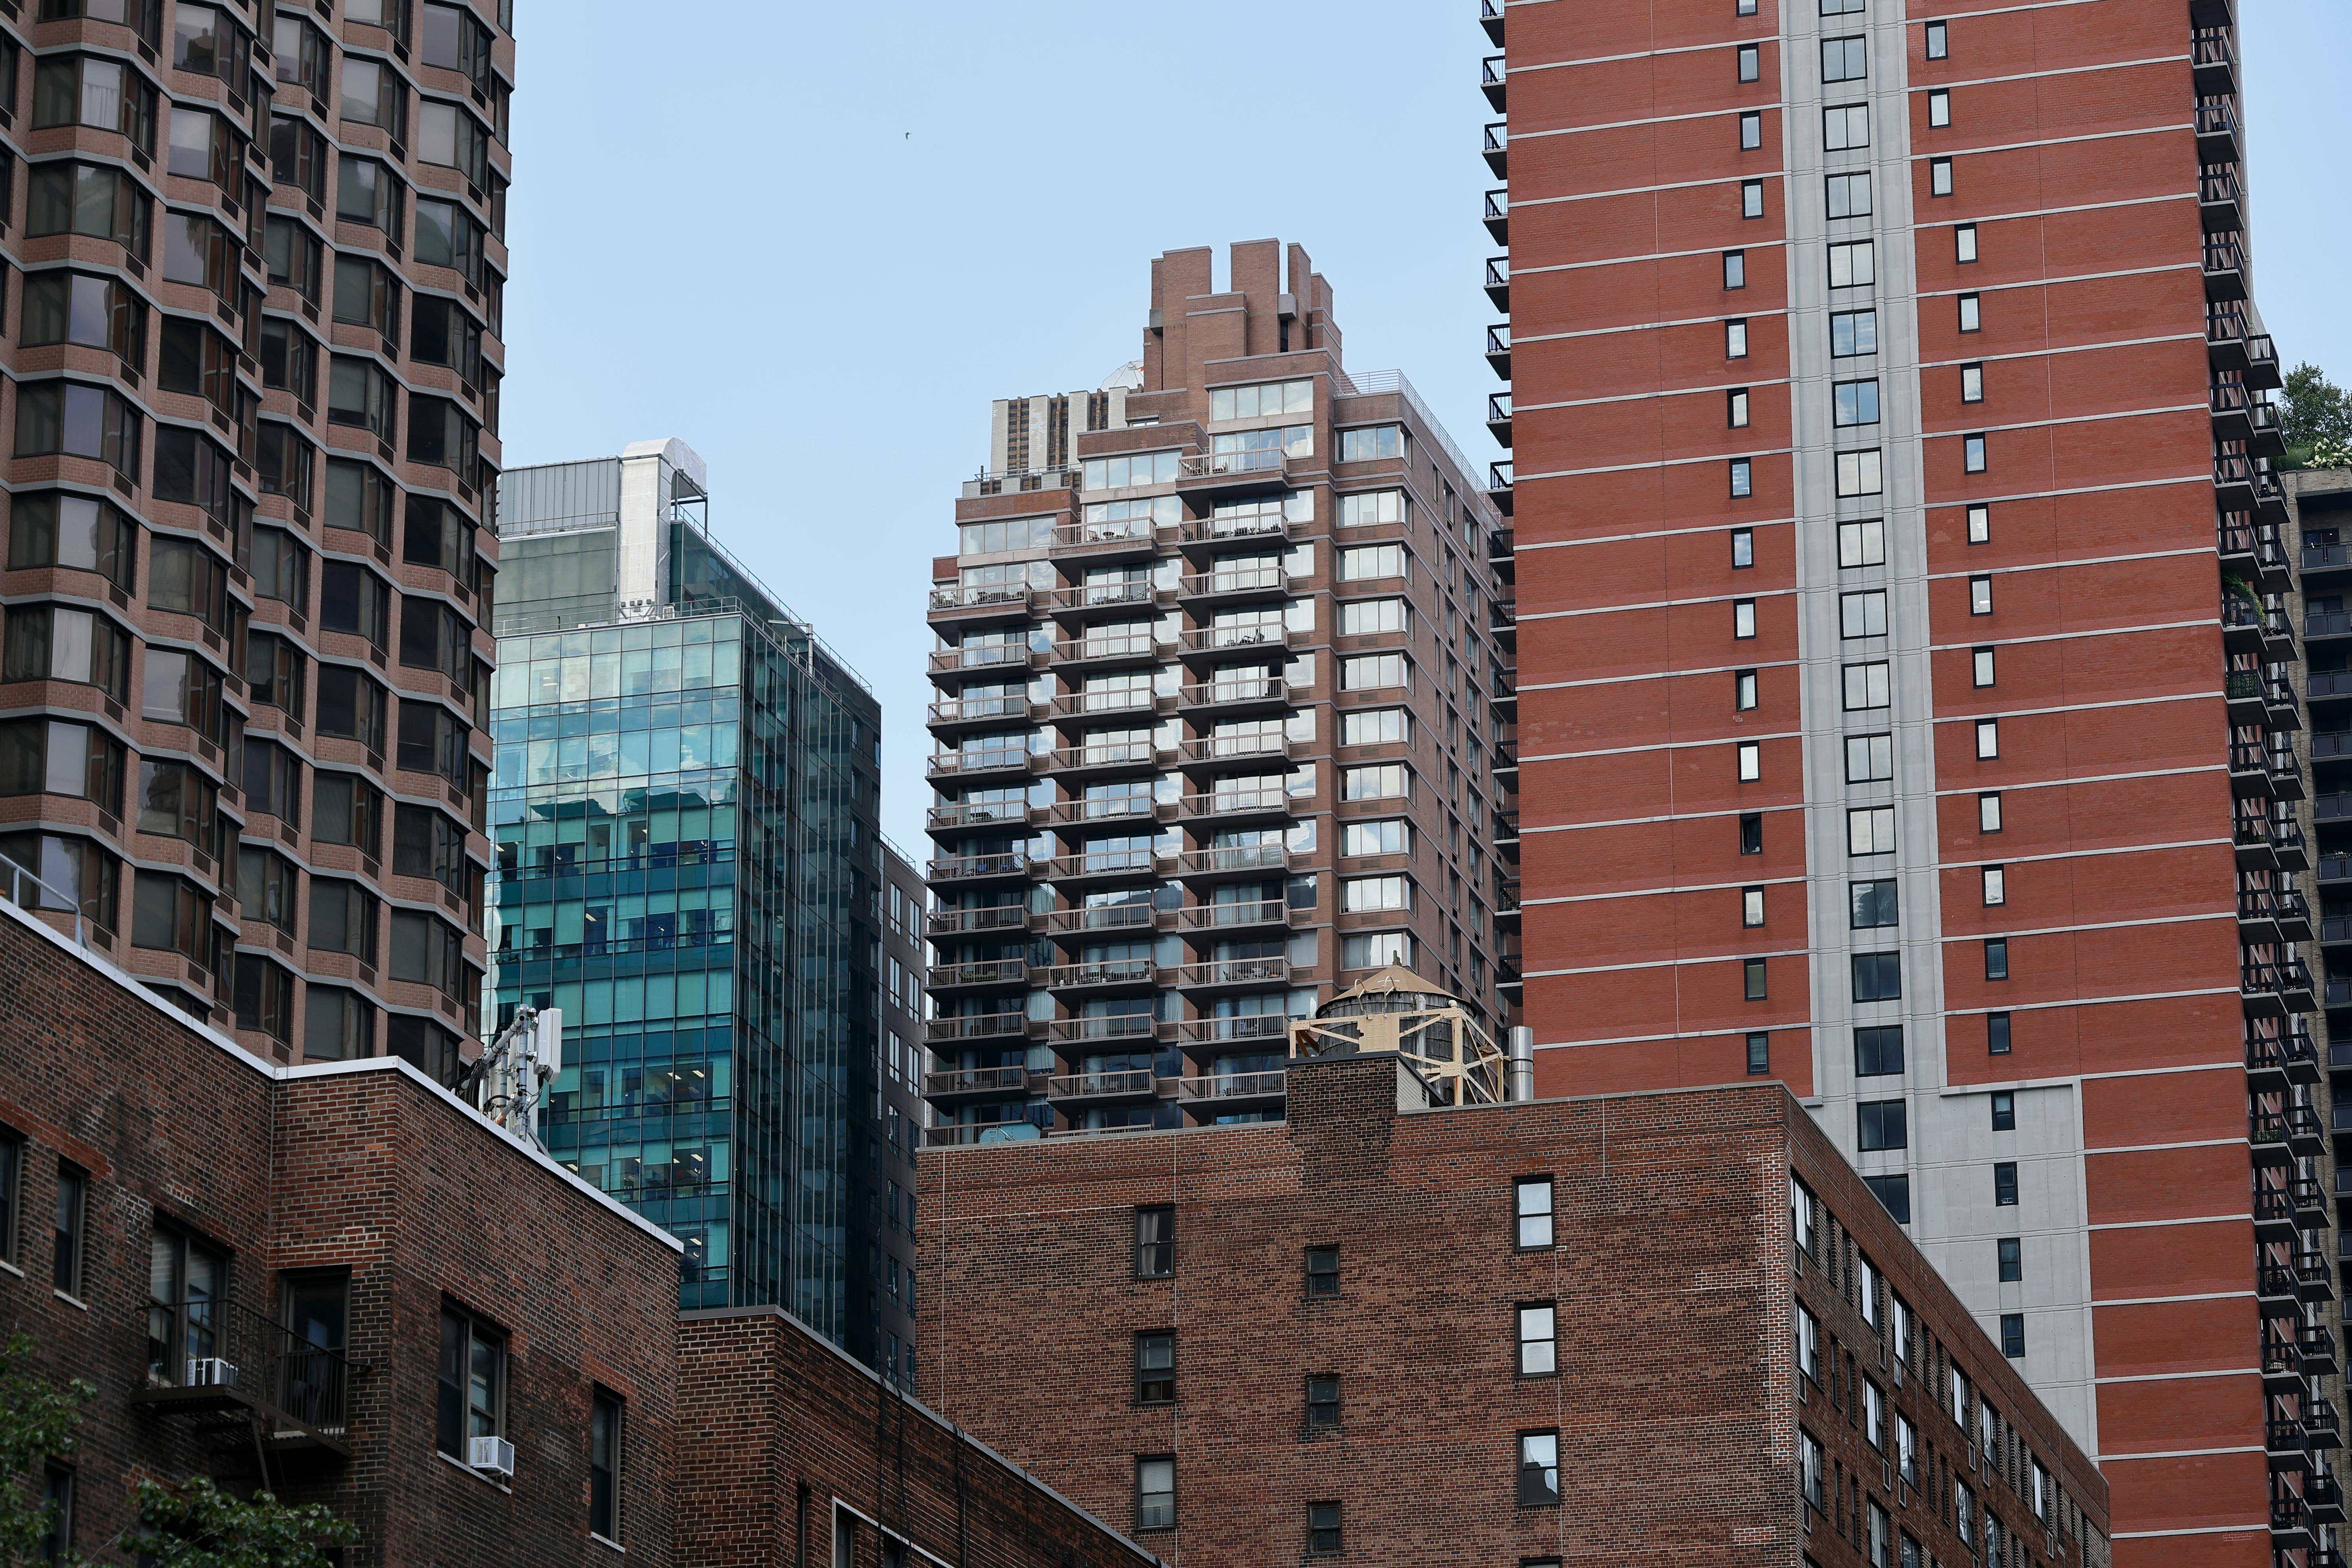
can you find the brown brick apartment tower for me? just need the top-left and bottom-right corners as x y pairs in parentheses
(1485, 1), (2315, 1565)
(0, 1), (510, 1072)
(921, 241), (1520, 1144)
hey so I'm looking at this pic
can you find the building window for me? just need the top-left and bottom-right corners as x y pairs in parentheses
(1982, 866), (2006, 906)
(1999, 1314), (2025, 1358)
(40, 1464), (73, 1562)
(1135, 1206), (1174, 1278)
(1850, 879), (1898, 929)
(1992, 1091), (2016, 1131)
(1835, 449), (1883, 497)
(145, 1227), (226, 1386)
(1984, 938), (2009, 979)
(590, 1390), (624, 1542)
(1848, 806), (1896, 856)
(1136, 1457), (1176, 1532)
(1956, 224), (1979, 264)
(1828, 240), (1875, 289)
(1959, 363), (1984, 405)
(1731, 527), (1755, 567)
(51, 1163), (86, 1297)
(1858, 1100), (1909, 1152)
(1516, 1178), (1555, 1249)
(1844, 661), (1890, 711)
(1518, 1430), (1561, 1507)
(1988, 1012), (2013, 1055)
(1972, 647), (1995, 688)
(0, 1130), (18, 1265)
(1821, 35), (1866, 82)
(1827, 171), (1872, 220)
(1825, 102), (1869, 150)
(1831, 309), (1878, 357)
(1801, 1431), (1826, 1512)
(1931, 158), (1953, 197)
(1729, 388), (1752, 428)
(1838, 518), (1886, 567)
(1737, 43), (1760, 82)
(1929, 89), (1952, 128)
(1730, 458), (1753, 497)
(1743, 886), (1765, 927)
(1855, 1026), (1905, 1078)
(1845, 732), (1892, 784)
(1834, 379), (1880, 427)
(1975, 719), (1999, 760)
(1852, 951), (1902, 1003)
(1738, 741), (1761, 781)
(1727, 319), (1750, 359)
(1927, 21), (1949, 59)
(1958, 293), (1981, 334)
(1865, 1175), (1912, 1224)
(1736, 670), (1758, 711)
(1841, 590), (1888, 638)
(1997, 1237), (2023, 1282)
(1748, 1032), (1771, 1074)
(1745, 957), (1768, 1000)
(1135, 1331), (1175, 1403)
(1306, 1375), (1340, 1428)
(1733, 599), (1757, 639)
(1994, 1161), (2020, 1205)
(1304, 1246), (1340, 1298)
(1741, 180), (1764, 219)
(1978, 792), (2003, 834)
(1740, 110), (1762, 149)
(1724, 250), (1747, 290)
(1518, 1303), (1558, 1376)
(435, 1307), (506, 1461)
(1308, 1502), (1342, 1555)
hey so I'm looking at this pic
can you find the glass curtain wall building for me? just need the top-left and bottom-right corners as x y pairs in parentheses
(488, 439), (892, 1358)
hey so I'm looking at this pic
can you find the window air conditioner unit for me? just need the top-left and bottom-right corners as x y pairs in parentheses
(186, 1357), (239, 1388)
(469, 1436), (515, 1477)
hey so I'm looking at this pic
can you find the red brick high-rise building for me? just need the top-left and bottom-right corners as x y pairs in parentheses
(1486, 2), (2314, 1566)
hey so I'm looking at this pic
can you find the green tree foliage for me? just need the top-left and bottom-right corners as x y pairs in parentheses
(2281, 361), (2352, 469)
(1, 1332), (357, 1568)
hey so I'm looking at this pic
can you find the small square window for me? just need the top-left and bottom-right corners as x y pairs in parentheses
(1727, 319), (1750, 359)
(1960, 363), (1983, 403)
(1741, 180), (1765, 219)
(1956, 224), (1979, 263)
(1997, 1237), (2022, 1282)
(1731, 527), (1755, 567)
(1738, 0), (1758, 14)
(1306, 1375), (1341, 1428)
(1739, 813), (1764, 855)
(1999, 1314), (2025, 1358)
(1737, 741), (1760, 781)
(1991, 1091), (2016, 1131)
(1858, 1098), (1909, 1151)
(1838, 518), (1886, 567)
(1825, 102), (1870, 151)
(1982, 866), (2005, 906)
(1724, 250), (1748, 290)
(1736, 669), (1758, 711)
(1979, 791), (2003, 832)
(1737, 43), (1760, 83)
(1516, 1177), (1555, 1249)
(1518, 1303), (1558, 1376)
(1985, 938), (2009, 980)
(1745, 957), (1768, 1000)
(1852, 950), (1902, 1004)
(1958, 293), (1981, 333)
(1730, 458), (1754, 497)
(1741, 111), (1762, 150)
(1988, 1011), (2012, 1054)
(1841, 589), (1889, 638)
(1831, 308), (1879, 357)
(1845, 732), (1892, 784)
(1304, 1245), (1340, 1298)
(1929, 90), (1952, 128)
(1966, 503), (1991, 543)
(1856, 1025), (1905, 1077)
(1994, 1160), (2019, 1205)
(1926, 20), (1949, 59)
(1865, 1175), (1912, 1225)
(1747, 1031), (1771, 1074)
(1827, 171), (1873, 220)
(1518, 1430), (1562, 1507)
(1850, 879), (1898, 929)
(1973, 647), (1995, 687)
(1963, 433), (1987, 473)
(1931, 158), (1953, 197)
(1975, 719), (1999, 759)
(1743, 886), (1765, 927)
(1733, 598), (1757, 639)
(1308, 1503), (1343, 1555)
(1729, 388), (1752, 428)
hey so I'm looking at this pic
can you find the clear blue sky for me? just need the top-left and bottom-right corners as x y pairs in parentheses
(500, 0), (2346, 849)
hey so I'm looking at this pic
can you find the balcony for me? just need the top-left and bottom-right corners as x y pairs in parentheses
(2204, 238), (2247, 302)
(1176, 566), (1306, 609)
(2290, 1098), (2326, 1156)
(2253, 398), (2286, 458)
(2258, 463), (2291, 525)
(2318, 611), (2352, 645)
(2197, 99), (2241, 164)
(1046, 1069), (1163, 1106)
(2255, 1183), (2299, 1245)
(1177, 677), (1296, 718)
(927, 904), (1031, 940)
(1171, 897), (1287, 934)
(2306, 1325), (2343, 1377)
(1171, 1014), (1292, 1050)
(127, 1297), (353, 1458)
(929, 959), (1028, 995)
(928, 641), (1046, 682)
(928, 694), (1039, 737)
(1043, 958), (1158, 994)
(2260, 1258), (2301, 1304)
(1490, 596), (1518, 649)
(1042, 740), (1171, 781)
(924, 1013), (1032, 1046)
(2308, 541), (2352, 577)
(2233, 739), (2272, 798)
(2217, 450), (2257, 509)
(1172, 510), (1308, 555)
(1485, 322), (1511, 379)
(1041, 580), (1169, 620)
(2253, 1108), (2294, 1165)
(2200, 169), (2244, 233)
(1170, 844), (1297, 881)
(1486, 391), (1513, 452)
(2299, 1248), (2336, 1302)
(2330, 975), (2352, 1011)
(927, 747), (1034, 783)
(1481, 52), (1505, 111)
(1041, 901), (1162, 939)
(2269, 1415), (2310, 1472)
(1175, 733), (1300, 770)
(1480, 0), (1504, 45)
(2288, 1023), (2323, 1083)
(1033, 794), (1159, 832)
(928, 583), (1039, 621)
(1050, 515), (1163, 562)
(1485, 254), (1510, 312)
(2275, 749), (2309, 803)
(2271, 673), (2303, 728)
(1175, 626), (1306, 666)
(2251, 332), (2283, 390)
(923, 1064), (1032, 1103)
(1048, 632), (1162, 673)
(1483, 119), (1507, 178)
(2315, 1469), (2349, 1525)
(1169, 956), (1292, 993)
(2193, 28), (2237, 96)
(2223, 594), (2265, 655)
(1043, 688), (1164, 728)
(1177, 447), (1292, 496)
(1483, 186), (1508, 244)
(1178, 1069), (1288, 1110)
(2237, 819), (2280, 876)
(927, 851), (1031, 885)
(2278, 816), (2311, 870)
(2274, 1494), (2318, 1549)
(2224, 668), (2267, 726)
(2210, 307), (2253, 373)
(1488, 523), (1515, 581)
(926, 800), (1034, 838)
(1177, 787), (1296, 828)
(2214, 382), (2256, 445)
(2252, 1029), (2295, 1092)
(2310, 1396), (2344, 1449)
(1039, 848), (1158, 886)
(1041, 1013), (1162, 1047)
(1489, 460), (1515, 518)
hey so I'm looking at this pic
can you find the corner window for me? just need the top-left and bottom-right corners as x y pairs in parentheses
(1135, 1330), (1175, 1403)
(1518, 1303), (1558, 1376)
(1136, 1457), (1176, 1532)
(1135, 1206), (1174, 1278)
(435, 1306), (506, 1461)
(1516, 1177), (1555, 1249)
(1518, 1430), (1562, 1507)
(590, 1390), (624, 1541)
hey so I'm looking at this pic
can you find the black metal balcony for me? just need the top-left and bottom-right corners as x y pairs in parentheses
(2272, 1415), (2313, 1473)
(127, 1298), (352, 1458)
(2200, 169), (2244, 232)
(2255, 1183), (2299, 1244)
(2311, 1466), (2347, 1523)
(1481, 53), (1506, 110)
(1485, 254), (1510, 312)
(2197, 100), (2241, 164)
(1483, 186), (1508, 244)
(2210, 306), (2252, 373)
(2192, 28), (2237, 96)
(923, 1064), (1034, 1105)
(1486, 320), (1511, 378)
(1483, 119), (1508, 178)
(1488, 391), (1512, 449)
(2273, 1493), (2317, 1548)
(2251, 333), (2283, 391)
(1489, 460), (1514, 518)
(2254, 1107), (2294, 1164)
(1480, 0), (1505, 44)
(1487, 523), (1515, 581)
(2309, 1395), (2344, 1449)
(2304, 1325), (2342, 1377)
(2204, 237), (2247, 303)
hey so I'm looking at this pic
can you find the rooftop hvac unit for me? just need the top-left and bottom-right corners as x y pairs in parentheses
(469, 1435), (515, 1477)
(186, 1357), (239, 1388)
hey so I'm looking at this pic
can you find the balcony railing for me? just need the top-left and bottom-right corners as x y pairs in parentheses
(925, 1014), (1030, 1043)
(1177, 1070), (1288, 1103)
(1047, 1069), (1161, 1102)
(127, 1297), (352, 1454)
(1170, 957), (1291, 989)
(1044, 959), (1156, 989)
(931, 959), (1027, 989)
(928, 905), (1029, 937)
(923, 1065), (1030, 1097)
(928, 852), (1029, 882)
(1173, 898), (1287, 931)
(928, 583), (1036, 613)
